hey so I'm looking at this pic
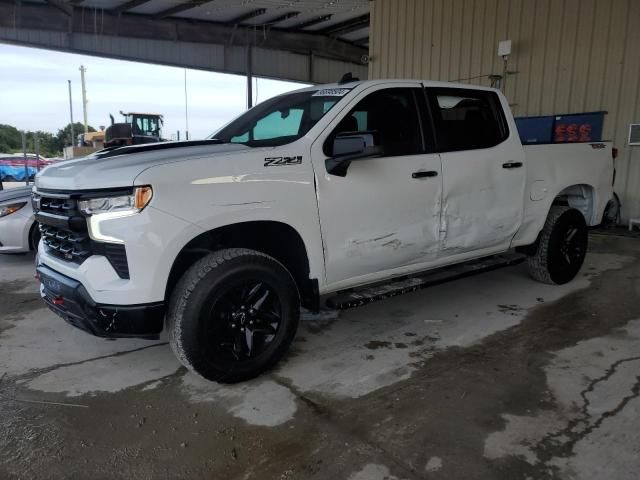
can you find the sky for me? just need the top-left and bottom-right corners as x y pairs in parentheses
(0, 44), (306, 140)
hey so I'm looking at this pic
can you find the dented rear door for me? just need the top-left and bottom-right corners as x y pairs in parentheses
(425, 86), (526, 256)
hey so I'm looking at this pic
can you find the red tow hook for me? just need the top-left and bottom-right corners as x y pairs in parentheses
(52, 296), (65, 306)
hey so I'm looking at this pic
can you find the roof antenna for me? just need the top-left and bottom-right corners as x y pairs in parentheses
(338, 72), (359, 84)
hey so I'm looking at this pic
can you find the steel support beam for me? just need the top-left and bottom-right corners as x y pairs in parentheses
(45, 0), (73, 16)
(291, 14), (332, 30)
(259, 11), (300, 27)
(352, 36), (369, 46)
(227, 8), (267, 26)
(154, 0), (212, 20)
(246, 45), (253, 109)
(112, 0), (152, 14)
(318, 14), (369, 36)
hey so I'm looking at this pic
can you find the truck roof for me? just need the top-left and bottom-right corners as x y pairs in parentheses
(294, 78), (499, 94)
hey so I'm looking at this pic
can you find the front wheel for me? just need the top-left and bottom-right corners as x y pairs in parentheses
(167, 248), (300, 383)
(527, 206), (588, 285)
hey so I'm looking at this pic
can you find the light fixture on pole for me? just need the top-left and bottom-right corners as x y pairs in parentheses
(497, 40), (512, 92)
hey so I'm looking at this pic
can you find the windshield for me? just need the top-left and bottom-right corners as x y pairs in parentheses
(213, 89), (348, 147)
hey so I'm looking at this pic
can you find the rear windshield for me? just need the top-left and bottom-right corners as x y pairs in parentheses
(213, 90), (347, 147)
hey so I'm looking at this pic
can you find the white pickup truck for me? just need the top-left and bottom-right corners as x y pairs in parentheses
(33, 79), (614, 382)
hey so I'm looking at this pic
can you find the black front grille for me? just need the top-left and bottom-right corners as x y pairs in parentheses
(38, 197), (92, 264)
(36, 193), (130, 279)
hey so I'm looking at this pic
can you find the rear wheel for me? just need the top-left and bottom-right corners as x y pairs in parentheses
(527, 206), (588, 285)
(167, 248), (299, 383)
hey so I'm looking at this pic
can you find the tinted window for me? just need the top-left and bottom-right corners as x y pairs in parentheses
(215, 91), (341, 147)
(428, 88), (509, 152)
(231, 109), (304, 142)
(325, 88), (424, 157)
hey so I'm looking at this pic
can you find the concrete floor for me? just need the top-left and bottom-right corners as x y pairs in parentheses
(1, 234), (639, 479)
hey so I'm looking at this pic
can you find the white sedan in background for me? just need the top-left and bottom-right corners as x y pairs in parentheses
(0, 185), (39, 253)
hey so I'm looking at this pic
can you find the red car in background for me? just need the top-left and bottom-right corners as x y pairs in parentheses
(0, 154), (57, 183)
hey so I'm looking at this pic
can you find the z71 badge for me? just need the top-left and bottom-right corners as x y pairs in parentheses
(264, 156), (302, 167)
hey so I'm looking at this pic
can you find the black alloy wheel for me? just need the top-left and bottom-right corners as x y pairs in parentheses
(204, 280), (282, 362)
(167, 248), (300, 383)
(527, 206), (588, 285)
(551, 220), (587, 271)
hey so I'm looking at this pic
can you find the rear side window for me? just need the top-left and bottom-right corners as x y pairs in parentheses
(428, 88), (509, 152)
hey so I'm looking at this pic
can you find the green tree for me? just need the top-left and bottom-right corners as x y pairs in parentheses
(29, 131), (59, 158)
(0, 124), (22, 153)
(0, 122), (97, 158)
(55, 122), (96, 151)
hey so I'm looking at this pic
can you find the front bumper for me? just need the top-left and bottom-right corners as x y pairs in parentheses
(37, 263), (164, 339)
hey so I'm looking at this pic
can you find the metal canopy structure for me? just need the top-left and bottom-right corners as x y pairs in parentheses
(0, 0), (370, 84)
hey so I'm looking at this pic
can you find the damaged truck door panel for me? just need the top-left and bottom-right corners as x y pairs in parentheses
(312, 83), (444, 287)
(427, 87), (526, 256)
(32, 79), (614, 383)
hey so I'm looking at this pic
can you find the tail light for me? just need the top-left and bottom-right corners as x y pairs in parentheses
(612, 147), (618, 159)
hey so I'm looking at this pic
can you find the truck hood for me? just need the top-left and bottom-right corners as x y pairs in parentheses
(35, 140), (250, 191)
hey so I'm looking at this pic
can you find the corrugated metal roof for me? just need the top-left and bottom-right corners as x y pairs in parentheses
(33, 0), (370, 46)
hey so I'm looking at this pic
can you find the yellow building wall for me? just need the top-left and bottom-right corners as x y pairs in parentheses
(369, 0), (640, 221)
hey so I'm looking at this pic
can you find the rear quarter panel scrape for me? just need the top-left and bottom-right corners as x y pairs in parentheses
(512, 142), (613, 247)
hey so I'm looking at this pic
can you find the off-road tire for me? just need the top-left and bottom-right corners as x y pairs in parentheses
(167, 248), (299, 383)
(527, 206), (588, 285)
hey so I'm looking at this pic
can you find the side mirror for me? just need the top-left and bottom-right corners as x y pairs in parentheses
(333, 135), (367, 156)
(326, 133), (382, 177)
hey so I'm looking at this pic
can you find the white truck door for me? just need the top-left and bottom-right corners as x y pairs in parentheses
(311, 84), (443, 288)
(425, 87), (525, 256)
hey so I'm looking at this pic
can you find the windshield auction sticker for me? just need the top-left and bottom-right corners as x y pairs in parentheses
(313, 88), (351, 97)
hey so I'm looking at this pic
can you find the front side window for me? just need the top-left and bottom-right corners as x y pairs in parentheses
(324, 88), (424, 157)
(214, 91), (342, 147)
(428, 88), (509, 152)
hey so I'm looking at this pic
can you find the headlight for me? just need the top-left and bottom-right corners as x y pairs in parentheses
(0, 202), (27, 218)
(81, 186), (153, 244)
(78, 186), (153, 215)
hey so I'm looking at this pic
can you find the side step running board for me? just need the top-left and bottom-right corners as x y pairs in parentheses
(326, 253), (527, 310)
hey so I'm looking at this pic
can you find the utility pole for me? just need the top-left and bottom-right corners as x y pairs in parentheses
(34, 134), (40, 174)
(184, 69), (189, 141)
(79, 65), (88, 133)
(246, 46), (253, 109)
(67, 79), (75, 146)
(21, 131), (28, 186)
